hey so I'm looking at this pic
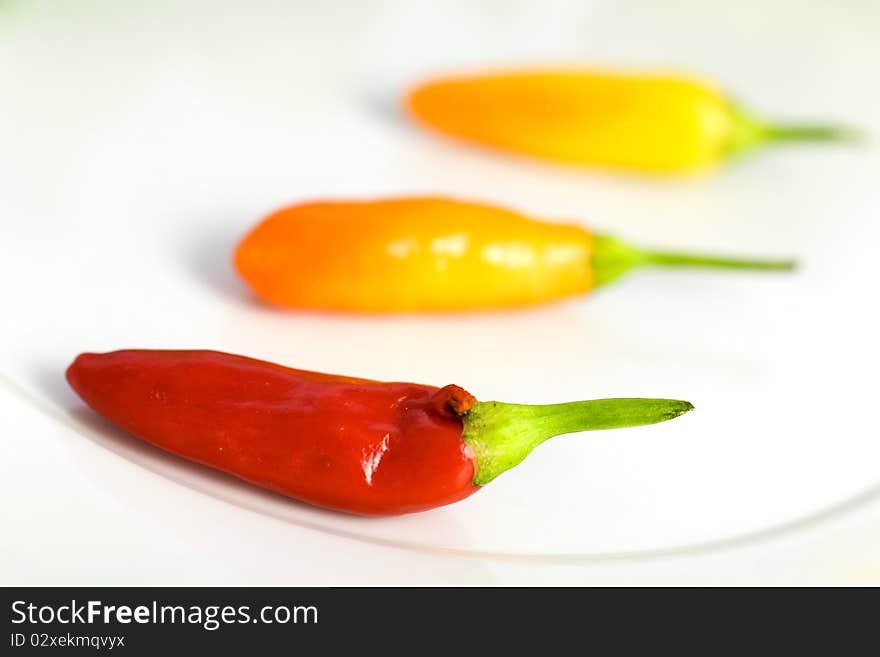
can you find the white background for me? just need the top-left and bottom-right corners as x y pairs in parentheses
(1, 0), (879, 584)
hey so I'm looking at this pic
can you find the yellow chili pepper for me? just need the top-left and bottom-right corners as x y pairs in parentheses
(234, 197), (794, 312)
(405, 69), (856, 173)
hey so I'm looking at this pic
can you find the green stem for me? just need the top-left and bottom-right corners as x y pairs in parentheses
(589, 234), (795, 288)
(640, 248), (796, 271)
(760, 123), (861, 144)
(725, 103), (862, 157)
(463, 398), (693, 485)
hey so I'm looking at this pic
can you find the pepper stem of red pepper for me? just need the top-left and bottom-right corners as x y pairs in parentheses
(589, 234), (795, 288)
(725, 102), (862, 157)
(462, 398), (693, 485)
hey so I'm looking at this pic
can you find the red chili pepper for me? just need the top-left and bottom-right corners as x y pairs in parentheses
(66, 350), (693, 515)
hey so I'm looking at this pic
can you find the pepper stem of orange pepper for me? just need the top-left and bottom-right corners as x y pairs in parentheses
(589, 234), (795, 287)
(462, 398), (693, 485)
(725, 103), (862, 156)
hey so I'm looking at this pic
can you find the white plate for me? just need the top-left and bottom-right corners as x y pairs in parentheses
(2, 1), (879, 578)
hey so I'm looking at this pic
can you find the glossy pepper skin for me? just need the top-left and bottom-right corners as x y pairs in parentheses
(235, 197), (592, 312)
(235, 196), (794, 312)
(66, 350), (693, 516)
(67, 350), (476, 515)
(405, 69), (854, 173)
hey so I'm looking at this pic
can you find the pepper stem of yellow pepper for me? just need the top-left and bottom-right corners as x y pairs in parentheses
(725, 103), (862, 156)
(590, 234), (795, 287)
(462, 398), (694, 485)
(760, 123), (861, 143)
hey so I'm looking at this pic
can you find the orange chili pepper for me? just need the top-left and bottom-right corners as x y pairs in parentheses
(234, 196), (793, 312)
(405, 68), (856, 173)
